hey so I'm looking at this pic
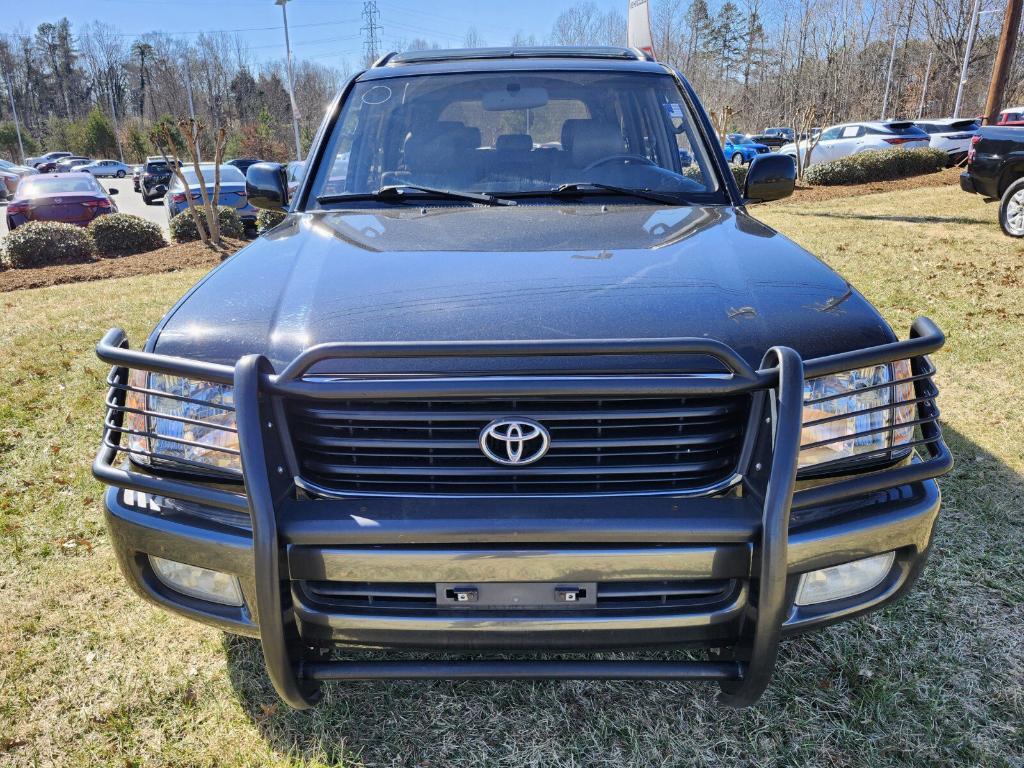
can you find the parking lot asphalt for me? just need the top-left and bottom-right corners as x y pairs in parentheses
(0, 177), (169, 239)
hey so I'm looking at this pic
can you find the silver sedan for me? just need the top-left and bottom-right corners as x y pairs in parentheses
(79, 159), (131, 178)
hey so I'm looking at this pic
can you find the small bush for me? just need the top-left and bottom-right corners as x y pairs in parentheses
(256, 208), (287, 233)
(3, 221), (95, 268)
(803, 147), (947, 186)
(683, 163), (748, 187)
(169, 206), (245, 242)
(88, 213), (166, 257)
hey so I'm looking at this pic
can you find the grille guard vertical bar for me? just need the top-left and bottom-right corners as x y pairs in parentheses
(235, 354), (321, 709)
(719, 346), (804, 707)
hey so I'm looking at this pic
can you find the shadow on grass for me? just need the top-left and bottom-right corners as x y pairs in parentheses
(221, 425), (1023, 766)
(783, 210), (992, 226)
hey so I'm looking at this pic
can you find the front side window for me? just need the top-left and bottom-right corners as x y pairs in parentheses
(313, 70), (726, 204)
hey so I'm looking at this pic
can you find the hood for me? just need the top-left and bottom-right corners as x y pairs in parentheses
(151, 203), (895, 374)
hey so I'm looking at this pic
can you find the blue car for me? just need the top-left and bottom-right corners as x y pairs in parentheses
(723, 133), (770, 165)
(165, 163), (257, 227)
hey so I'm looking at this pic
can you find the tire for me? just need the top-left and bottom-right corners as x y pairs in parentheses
(142, 193), (152, 205)
(731, 152), (744, 165)
(116, 169), (126, 178)
(999, 177), (1024, 237)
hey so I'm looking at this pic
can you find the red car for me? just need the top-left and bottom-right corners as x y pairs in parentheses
(5, 172), (119, 231)
(995, 107), (1024, 126)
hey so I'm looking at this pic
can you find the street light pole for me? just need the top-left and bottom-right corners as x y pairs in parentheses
(1, 65), (26, 163)
(918, 52), (933, 119)
(880, 10), (901, 120)
(982, 0), (1024, 124)
(954, 0), (982, 118)
(276, 0), (303, 161)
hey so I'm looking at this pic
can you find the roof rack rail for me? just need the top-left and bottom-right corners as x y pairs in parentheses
(384, 46), (650, 66)
(371, 51), (398, 67)
(628, 47), (655, 62)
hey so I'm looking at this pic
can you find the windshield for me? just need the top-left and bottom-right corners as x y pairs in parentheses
(312, 70), (725, 204)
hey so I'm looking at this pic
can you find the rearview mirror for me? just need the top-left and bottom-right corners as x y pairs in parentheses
(246, 162), (288, 211)
(743, 154), (796, 203)
(482, 85), (549, 111)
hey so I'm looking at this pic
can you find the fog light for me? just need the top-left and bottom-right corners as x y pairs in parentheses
(795, 551), (895, 606)
(149, 555), (244, 606)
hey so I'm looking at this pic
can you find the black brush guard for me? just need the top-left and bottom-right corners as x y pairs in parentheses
(93, 318), (951, 708)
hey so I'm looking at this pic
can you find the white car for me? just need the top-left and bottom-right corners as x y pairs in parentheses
(914, 118), (979, 165)
(779, 121), (931, 167)
(79, 159), (131, 178)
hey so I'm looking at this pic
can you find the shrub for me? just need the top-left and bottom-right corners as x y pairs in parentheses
(169, 206), (245, 243)
(256, 208), (287, 233)
(2, 221), (94, 268)
(88, 213), (166, 257)
(683, 163), (748, 188)
(803, 147), (948, 186)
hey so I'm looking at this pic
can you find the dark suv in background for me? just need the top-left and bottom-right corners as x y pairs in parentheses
(94, 47), (950, 709)
(140, 155), (176, 204)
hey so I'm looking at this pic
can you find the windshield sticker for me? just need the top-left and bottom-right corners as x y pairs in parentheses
(663, 102), (684, 119)
(362, 85), (392, 105)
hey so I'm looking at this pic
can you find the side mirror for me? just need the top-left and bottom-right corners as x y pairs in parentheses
(154, 184), (167, 196)
(108, 187), (119, 195)
(743, 153), (796, 203)
(246, 162), (288, 211)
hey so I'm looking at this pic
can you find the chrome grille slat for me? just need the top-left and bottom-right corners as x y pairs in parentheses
(286, 394), (749, 495)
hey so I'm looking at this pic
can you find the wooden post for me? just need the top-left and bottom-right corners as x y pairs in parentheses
(983, 0), (1024, 124)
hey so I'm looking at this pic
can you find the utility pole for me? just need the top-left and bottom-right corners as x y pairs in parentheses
(954, 0), (983, 118)
(880, 7), (902, 120)
(1, 65), (26, 163)
(106, 83), (124, 162)
(362, 1), (382, 65)
(918, 52), (933, 119)
(276, 0), (303, 161)
(983, 0), (1024, 124)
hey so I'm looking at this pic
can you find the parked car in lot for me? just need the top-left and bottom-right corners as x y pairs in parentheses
(779, 121), (930, 167)
(749, 127), (794, 149)
(960, 125), (1024, 236)
(723, 133), (770, 164)
(5, 172), (118, 230)
(994, 107), (1024, 127)
(141, 156), (176, 203)
(93, 46), (950, 711)
(226, 157), (264, 176)
(0, 157), (40, 178)
(131, 165), (143, 192)
(79, 159), (131, 178)
(26, 150), (72, 169)
(53, 156), (93, 173)
(37, 155), (88, 173)
(914, 118), (979, 165)
(163, 163), (257, 226)
(0, 170), (19, 200)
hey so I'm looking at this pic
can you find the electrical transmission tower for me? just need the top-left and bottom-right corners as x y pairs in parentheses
(361, 1), (382, 65)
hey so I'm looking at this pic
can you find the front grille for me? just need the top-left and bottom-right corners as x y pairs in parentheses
(300, 579), (738, 614)
(286, 394), (749, 495)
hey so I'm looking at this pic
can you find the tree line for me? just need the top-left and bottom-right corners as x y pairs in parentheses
(1, 1), (1020, 163)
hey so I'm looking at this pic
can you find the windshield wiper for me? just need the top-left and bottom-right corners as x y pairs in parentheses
(550, 182), (683, 205)
(318, 184), (515, 206)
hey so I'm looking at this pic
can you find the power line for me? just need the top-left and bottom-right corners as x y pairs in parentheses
(109, 18), (359, 39)
(361, 1), (382, 63)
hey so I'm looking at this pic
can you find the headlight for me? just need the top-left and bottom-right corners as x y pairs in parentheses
(800, 359), (916, 471)
(123, 371), (241, 474)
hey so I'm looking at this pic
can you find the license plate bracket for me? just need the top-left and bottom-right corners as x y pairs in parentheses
(436, 582), (597, 609)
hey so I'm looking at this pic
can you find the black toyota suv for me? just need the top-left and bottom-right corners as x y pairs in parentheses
(140, 155), (176, 204)
(94, 47), (951, 709)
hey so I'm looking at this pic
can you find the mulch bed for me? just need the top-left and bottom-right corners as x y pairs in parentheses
(0, 238), (246, 293)
(770, 166), (963, 206)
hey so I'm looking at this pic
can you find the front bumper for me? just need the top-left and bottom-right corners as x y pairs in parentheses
(93, 319), (951, 708)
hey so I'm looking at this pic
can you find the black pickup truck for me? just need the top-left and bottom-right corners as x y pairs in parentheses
(93, 46), (950, 709)
(960, 125), (1024, 235)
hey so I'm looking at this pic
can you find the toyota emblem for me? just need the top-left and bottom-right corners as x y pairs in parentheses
(479, 418), (551, 466)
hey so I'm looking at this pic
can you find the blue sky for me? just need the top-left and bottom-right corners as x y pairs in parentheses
(12, 0), (626, 71)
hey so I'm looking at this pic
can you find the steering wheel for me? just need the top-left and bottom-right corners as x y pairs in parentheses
(582, 154), (657, 172)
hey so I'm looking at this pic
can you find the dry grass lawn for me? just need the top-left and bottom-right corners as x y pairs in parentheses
(0, 182), (1022, 767)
